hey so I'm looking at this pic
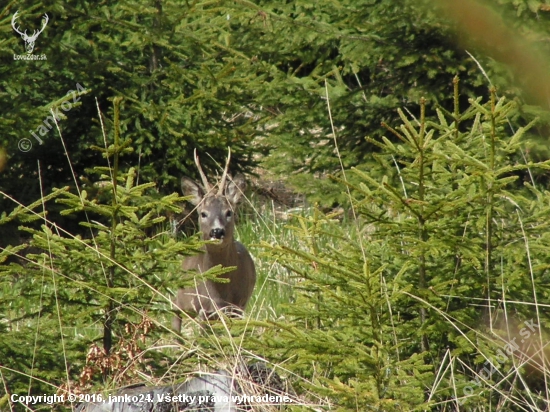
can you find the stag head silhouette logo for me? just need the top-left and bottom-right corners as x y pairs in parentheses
(12, 11), (49, 54)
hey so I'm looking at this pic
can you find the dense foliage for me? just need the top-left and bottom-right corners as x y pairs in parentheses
(2, 0), (550, 410)
(2, 0), (550, 210)
(255, 81), (550, 410)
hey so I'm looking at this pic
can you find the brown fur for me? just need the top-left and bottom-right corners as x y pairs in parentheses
(172, 157), (256, 330)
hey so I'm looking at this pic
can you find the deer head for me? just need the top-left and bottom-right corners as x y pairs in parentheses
(12, 11), (49, 54)
(181, 148), (246, 248)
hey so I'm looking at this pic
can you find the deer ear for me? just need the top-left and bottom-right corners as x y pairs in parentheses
(181, 177), (204, 206)
(225, 174), (246, 205)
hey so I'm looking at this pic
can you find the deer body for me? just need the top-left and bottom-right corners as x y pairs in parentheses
(172, 150), (256, 331)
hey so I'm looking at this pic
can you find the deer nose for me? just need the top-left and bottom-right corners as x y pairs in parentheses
(210, 228), (225, 239)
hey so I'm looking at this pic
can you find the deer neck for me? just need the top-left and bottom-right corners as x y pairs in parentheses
(202, 241), (238, 269)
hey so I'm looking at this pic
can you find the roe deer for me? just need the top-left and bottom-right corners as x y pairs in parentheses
(172, 149), (256, 331)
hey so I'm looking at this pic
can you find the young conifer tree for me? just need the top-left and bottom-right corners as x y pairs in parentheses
(0, 99), (220, 396)
(256, 79), (550, 410)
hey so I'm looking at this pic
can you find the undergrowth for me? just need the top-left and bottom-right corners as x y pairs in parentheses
(1, 79), (550, 411)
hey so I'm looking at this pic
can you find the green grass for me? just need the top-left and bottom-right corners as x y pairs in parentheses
(236, 195), (299, 320)
(236, 192), (352, 322)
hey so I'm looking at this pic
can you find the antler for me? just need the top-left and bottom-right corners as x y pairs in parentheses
(193, 149), (212, 192)
(11, 11), (48, 40)
(35, 14), (49, 38)
(11, 11), (27, 37)
(217, 147), (231, 195)
(27, 13), (49, 41)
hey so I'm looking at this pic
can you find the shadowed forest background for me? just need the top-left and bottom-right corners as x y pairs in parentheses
(1, 0), (550, 410)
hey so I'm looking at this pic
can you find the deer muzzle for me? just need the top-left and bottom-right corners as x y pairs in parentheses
(209, 228), (225, 240)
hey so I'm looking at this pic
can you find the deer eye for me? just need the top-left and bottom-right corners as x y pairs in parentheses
(200, 212), (208, 218)
(226, 211), (233, 218)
